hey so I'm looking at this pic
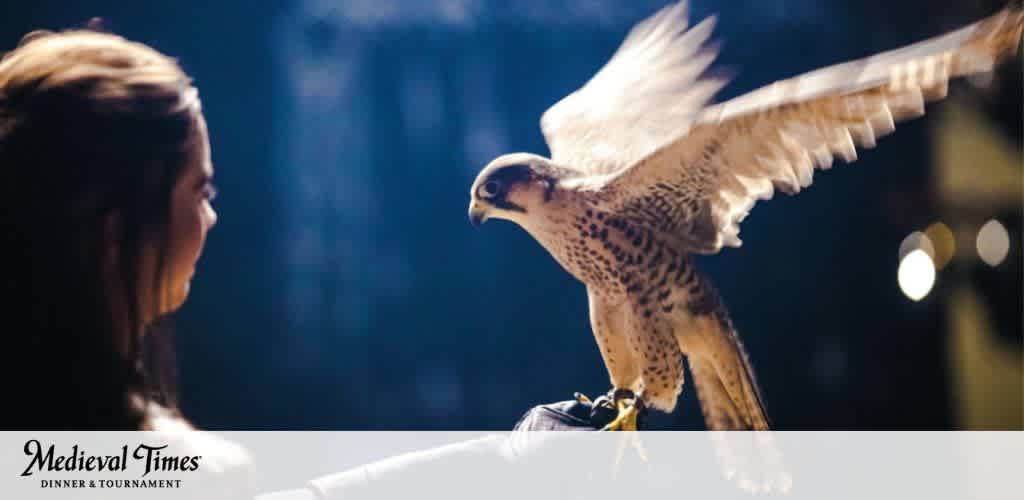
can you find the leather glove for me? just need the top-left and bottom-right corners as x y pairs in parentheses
(512, 393), (647, 430)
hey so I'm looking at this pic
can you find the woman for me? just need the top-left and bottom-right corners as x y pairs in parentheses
(1, 28), (217, 430)
(0, 24), (612, 431)
(0, 26), (621, 499)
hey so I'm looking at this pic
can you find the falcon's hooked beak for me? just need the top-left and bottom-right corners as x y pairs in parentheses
(468, 199), (489, 228)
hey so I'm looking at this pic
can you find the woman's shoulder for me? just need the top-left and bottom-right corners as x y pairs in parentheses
(145, 403), (255, 499)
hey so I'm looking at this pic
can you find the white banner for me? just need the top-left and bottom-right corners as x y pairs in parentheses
(1, 432), (1020, 499)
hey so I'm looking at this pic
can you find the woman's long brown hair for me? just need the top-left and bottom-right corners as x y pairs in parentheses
(0, 29), (201, 429)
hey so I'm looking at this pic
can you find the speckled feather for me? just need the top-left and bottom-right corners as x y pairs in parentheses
(535, 191), (768, 423)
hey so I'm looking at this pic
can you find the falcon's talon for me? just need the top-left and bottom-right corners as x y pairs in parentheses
(608, 395), (650, 479)
(602, 403), (639, 431)
(600, 389), (643, 431)
(573, 392), (593, 405)
(631, 436), (650, 462)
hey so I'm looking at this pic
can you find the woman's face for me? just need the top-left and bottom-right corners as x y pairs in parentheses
(155, 115), (218, 316)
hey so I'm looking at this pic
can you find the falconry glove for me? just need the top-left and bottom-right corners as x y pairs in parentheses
(513, 393), (648, 431)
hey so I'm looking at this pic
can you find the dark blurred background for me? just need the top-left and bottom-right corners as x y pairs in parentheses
(3, 0), (1019, 430)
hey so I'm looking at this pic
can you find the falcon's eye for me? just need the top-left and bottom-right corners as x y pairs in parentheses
(481, 179), (501, 198)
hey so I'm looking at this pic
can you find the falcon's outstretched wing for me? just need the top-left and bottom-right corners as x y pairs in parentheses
(540, 1), (725, 175)
(600, 4), (1023, 253)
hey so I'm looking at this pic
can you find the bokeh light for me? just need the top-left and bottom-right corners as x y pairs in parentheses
(898, 249), (936, 301)
(899, 231), (935, 261)
(924, 222), (956, 269)
(976, 219), (1010, 267)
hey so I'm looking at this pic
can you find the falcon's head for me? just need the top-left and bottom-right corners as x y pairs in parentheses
(468, 153), (567, 227)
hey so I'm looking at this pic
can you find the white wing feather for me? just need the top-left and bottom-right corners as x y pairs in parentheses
(540, 1), (726, 175)
(601, 4), (1023, 253)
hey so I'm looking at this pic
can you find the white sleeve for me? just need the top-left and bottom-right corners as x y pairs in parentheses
(306, 435), (518, 500)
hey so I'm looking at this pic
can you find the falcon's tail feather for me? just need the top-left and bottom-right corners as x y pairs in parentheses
(683, 279), (771, 431)
(731, 323), (772, 429)
(686, 311), (790, 492)
(688, 330), (771, 431)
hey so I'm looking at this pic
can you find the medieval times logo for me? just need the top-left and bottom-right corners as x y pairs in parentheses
(20, 440), (202, 490)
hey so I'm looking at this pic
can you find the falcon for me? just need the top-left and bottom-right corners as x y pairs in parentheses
(468, 1), (1023, 430)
